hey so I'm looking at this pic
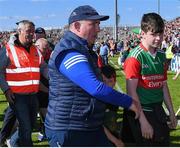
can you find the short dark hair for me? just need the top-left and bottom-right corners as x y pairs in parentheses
(101, 65), (116, 79)
(141, 12), (164, 33)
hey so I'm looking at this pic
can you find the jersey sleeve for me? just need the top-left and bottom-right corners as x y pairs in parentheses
(124, 57), (141, 79)
(55, 50), (132, 108)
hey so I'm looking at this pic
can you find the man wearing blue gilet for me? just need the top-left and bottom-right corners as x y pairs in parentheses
(45, 5), (140, 147)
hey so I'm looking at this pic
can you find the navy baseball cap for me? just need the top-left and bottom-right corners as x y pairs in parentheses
(68, 5), (109, 24)
(35, 27), (46, 34)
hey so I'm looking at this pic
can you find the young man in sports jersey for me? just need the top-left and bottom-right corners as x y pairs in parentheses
(122, 13), (177, 146)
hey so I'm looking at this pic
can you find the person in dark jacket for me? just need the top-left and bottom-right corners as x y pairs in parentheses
(45, 5), (140, 147)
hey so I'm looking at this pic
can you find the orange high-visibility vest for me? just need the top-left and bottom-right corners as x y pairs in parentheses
(5, 43), (42, 93)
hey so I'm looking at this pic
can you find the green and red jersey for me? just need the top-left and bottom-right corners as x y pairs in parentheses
(124, 43), (167, 105)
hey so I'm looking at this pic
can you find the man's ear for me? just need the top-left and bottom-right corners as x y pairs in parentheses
(140, 30), (146, 39)
(74, 21), (81, 32)
(141, 30), (145, 36)
(17, 29), (21, 34)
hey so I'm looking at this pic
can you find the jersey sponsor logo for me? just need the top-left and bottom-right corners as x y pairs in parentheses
(148, 81), (163, 88)
(142, 74), (164, 81)
(140, 74), (164, 89)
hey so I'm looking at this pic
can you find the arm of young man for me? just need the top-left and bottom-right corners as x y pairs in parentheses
(124, 57), (153, 139)
(55, 50), (140, 117)
(162, 81), (177, 129)
(127, 78), (154, 139)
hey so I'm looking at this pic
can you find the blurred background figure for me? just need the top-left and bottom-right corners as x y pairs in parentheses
(35, 27), (55, 51)
(35, 38), (51, 141)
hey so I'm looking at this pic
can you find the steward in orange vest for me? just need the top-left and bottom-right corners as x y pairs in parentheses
(0, 20), (48, 147)
(5, 43), (42, 93)
(0, 34), (48, 96)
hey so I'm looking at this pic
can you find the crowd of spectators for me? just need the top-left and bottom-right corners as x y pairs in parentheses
(0, 17), (179, 54)
(1, 17), (179, 76)
(164, 17), (180, 47)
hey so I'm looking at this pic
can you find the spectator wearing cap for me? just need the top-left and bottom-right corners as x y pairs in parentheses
(35, 27), (46, 40)
(35, 27), (55, 51)
(0, 20), (48, 146)
(45, 5), (139, 147)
